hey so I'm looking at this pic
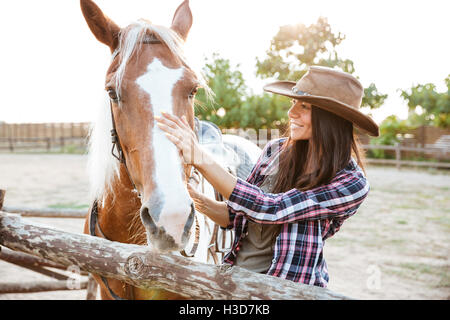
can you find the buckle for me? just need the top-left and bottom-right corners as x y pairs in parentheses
(292, 88), (311, 96)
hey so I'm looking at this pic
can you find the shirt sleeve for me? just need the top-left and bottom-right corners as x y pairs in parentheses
(226, 169), (370, 224)
(222, 139), (280, 230)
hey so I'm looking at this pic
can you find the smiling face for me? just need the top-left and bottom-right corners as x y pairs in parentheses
(288, 100), (313, 141)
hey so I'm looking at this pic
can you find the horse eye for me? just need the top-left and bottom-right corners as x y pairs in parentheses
(189, 87), (198, 99)
(107, 88), (119, 102)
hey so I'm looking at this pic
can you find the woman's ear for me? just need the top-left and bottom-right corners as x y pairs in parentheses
(80, 0), (120, 52)
(171, 0), (193, 41)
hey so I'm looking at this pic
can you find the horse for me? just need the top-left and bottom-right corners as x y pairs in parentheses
(80, 0), (261, 300)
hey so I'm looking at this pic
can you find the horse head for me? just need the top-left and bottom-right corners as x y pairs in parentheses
(81, 0), (207, 252)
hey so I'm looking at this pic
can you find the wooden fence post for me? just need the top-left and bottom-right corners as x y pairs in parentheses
(395, 142), (401, 170)
(8, 138), (14, 152)
(85, 274), (98, 300)
(0, 189), (5, 210)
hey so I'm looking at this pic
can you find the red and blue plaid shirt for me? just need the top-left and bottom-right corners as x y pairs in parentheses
(223, 138), (370, 287)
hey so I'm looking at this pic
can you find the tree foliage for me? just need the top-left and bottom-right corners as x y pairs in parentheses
(400, 75), (450, 128)
(368, 115), (414, 158)
(195, 53), (290, 130)
(256, 17), (351, 81)
(196, 18), (389, 131)
(363, 83), (388, 110)
(256, 17), (386, 110)
(195, 53), (247, 128)
(239, 93), (290, 130)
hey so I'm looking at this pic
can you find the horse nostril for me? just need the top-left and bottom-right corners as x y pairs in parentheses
(140, 206), (158, 235)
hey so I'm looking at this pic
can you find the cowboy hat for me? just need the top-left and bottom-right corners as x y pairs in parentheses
(263, 66), (379, 136)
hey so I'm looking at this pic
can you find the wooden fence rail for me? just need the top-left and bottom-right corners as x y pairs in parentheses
(0, 211), (350, 300)
(0, 280), (88, 294)
(2, 206), (87, 218)
(0, 122), (90, 139)
(361, 143), (450, 169)
(0, 137), (86, 152)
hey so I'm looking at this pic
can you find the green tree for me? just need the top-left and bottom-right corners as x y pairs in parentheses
(195, 53), (289, 130)
(363, 83), (388, 110)
(400, 75), (450, 128)
(256, 17), (387, 110)
(240, 93), (290, 130)
(195, 53), (247, 128)
(369, 115), (413, 158)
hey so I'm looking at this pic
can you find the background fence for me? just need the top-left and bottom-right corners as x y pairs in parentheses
(0, 122), (449, 168)
(0, 122), (89, 152)
(225, 127), (450, 169)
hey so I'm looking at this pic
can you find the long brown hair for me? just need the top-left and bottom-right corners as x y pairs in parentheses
(271, 105), (366, 193)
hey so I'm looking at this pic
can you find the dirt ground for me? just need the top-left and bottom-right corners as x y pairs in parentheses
(0, 153), (449, 300)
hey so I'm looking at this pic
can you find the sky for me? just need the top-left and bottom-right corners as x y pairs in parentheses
(0, 0), (449, 124)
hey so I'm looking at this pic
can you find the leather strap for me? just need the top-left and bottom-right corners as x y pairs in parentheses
(88, 200), (128, 300)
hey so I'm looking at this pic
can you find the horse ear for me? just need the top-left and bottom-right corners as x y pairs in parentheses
(171, 0), (193, 41)
(80, 0), (120, 51)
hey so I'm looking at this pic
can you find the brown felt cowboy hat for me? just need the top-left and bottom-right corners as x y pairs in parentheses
(263, 66), (379, 136)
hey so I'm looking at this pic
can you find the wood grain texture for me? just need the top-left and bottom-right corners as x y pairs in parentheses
(0, 211), (351, 300)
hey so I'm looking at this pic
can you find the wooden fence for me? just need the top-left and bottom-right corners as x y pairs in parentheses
(361, 144), (450, 169)
(0, 211), (349, 300)
(242, 139), (450, 169)
(1, 123), (449, 169)
(0, 189), (95, 297)
(0, 122), (89, 152)
(223, 128), (450, 169)
(0, 122), (90, 139)
(0, 190), (348, 300)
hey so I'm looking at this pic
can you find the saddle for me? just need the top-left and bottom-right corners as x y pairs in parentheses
(194, 118), (255, 179)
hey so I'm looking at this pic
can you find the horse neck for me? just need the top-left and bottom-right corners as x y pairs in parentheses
(97, 163), (145, 244)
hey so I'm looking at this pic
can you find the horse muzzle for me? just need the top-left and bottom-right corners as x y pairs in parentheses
(139, 199), (195, 252)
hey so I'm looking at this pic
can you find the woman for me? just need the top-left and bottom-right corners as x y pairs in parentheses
(155, 66), (379, 288)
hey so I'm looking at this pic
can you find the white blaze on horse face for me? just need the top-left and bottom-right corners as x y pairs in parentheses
(136, 58), (192, 248)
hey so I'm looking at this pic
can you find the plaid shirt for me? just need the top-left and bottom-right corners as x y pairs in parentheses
(223, 138), (370, 287)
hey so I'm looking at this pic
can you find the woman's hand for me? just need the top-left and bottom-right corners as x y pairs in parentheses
(187, 182), (231, 228)
(156, 111), (237, 201)
(155, 112), (203, 166)
(186, 182), (208, 214)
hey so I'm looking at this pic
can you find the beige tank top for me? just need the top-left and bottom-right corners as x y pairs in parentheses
(234, 173), (281, 273)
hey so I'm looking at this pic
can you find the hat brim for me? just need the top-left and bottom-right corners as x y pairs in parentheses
(264, 81), (379, 137)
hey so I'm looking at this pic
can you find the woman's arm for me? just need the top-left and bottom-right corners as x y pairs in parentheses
(227, 171), (370, 224)
(155, 111), (367, 225)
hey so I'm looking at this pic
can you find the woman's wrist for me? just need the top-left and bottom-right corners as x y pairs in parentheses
(194, 192), (230, 228)
(193, 145), (212, 169)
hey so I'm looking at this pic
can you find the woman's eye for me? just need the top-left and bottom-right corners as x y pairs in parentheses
(107, 88), (119, 102)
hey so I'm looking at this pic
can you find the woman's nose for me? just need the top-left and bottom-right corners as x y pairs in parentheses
(288, 106), (301, 118)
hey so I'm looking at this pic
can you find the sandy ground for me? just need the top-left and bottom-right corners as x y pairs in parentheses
(0, 153), (449, 300)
